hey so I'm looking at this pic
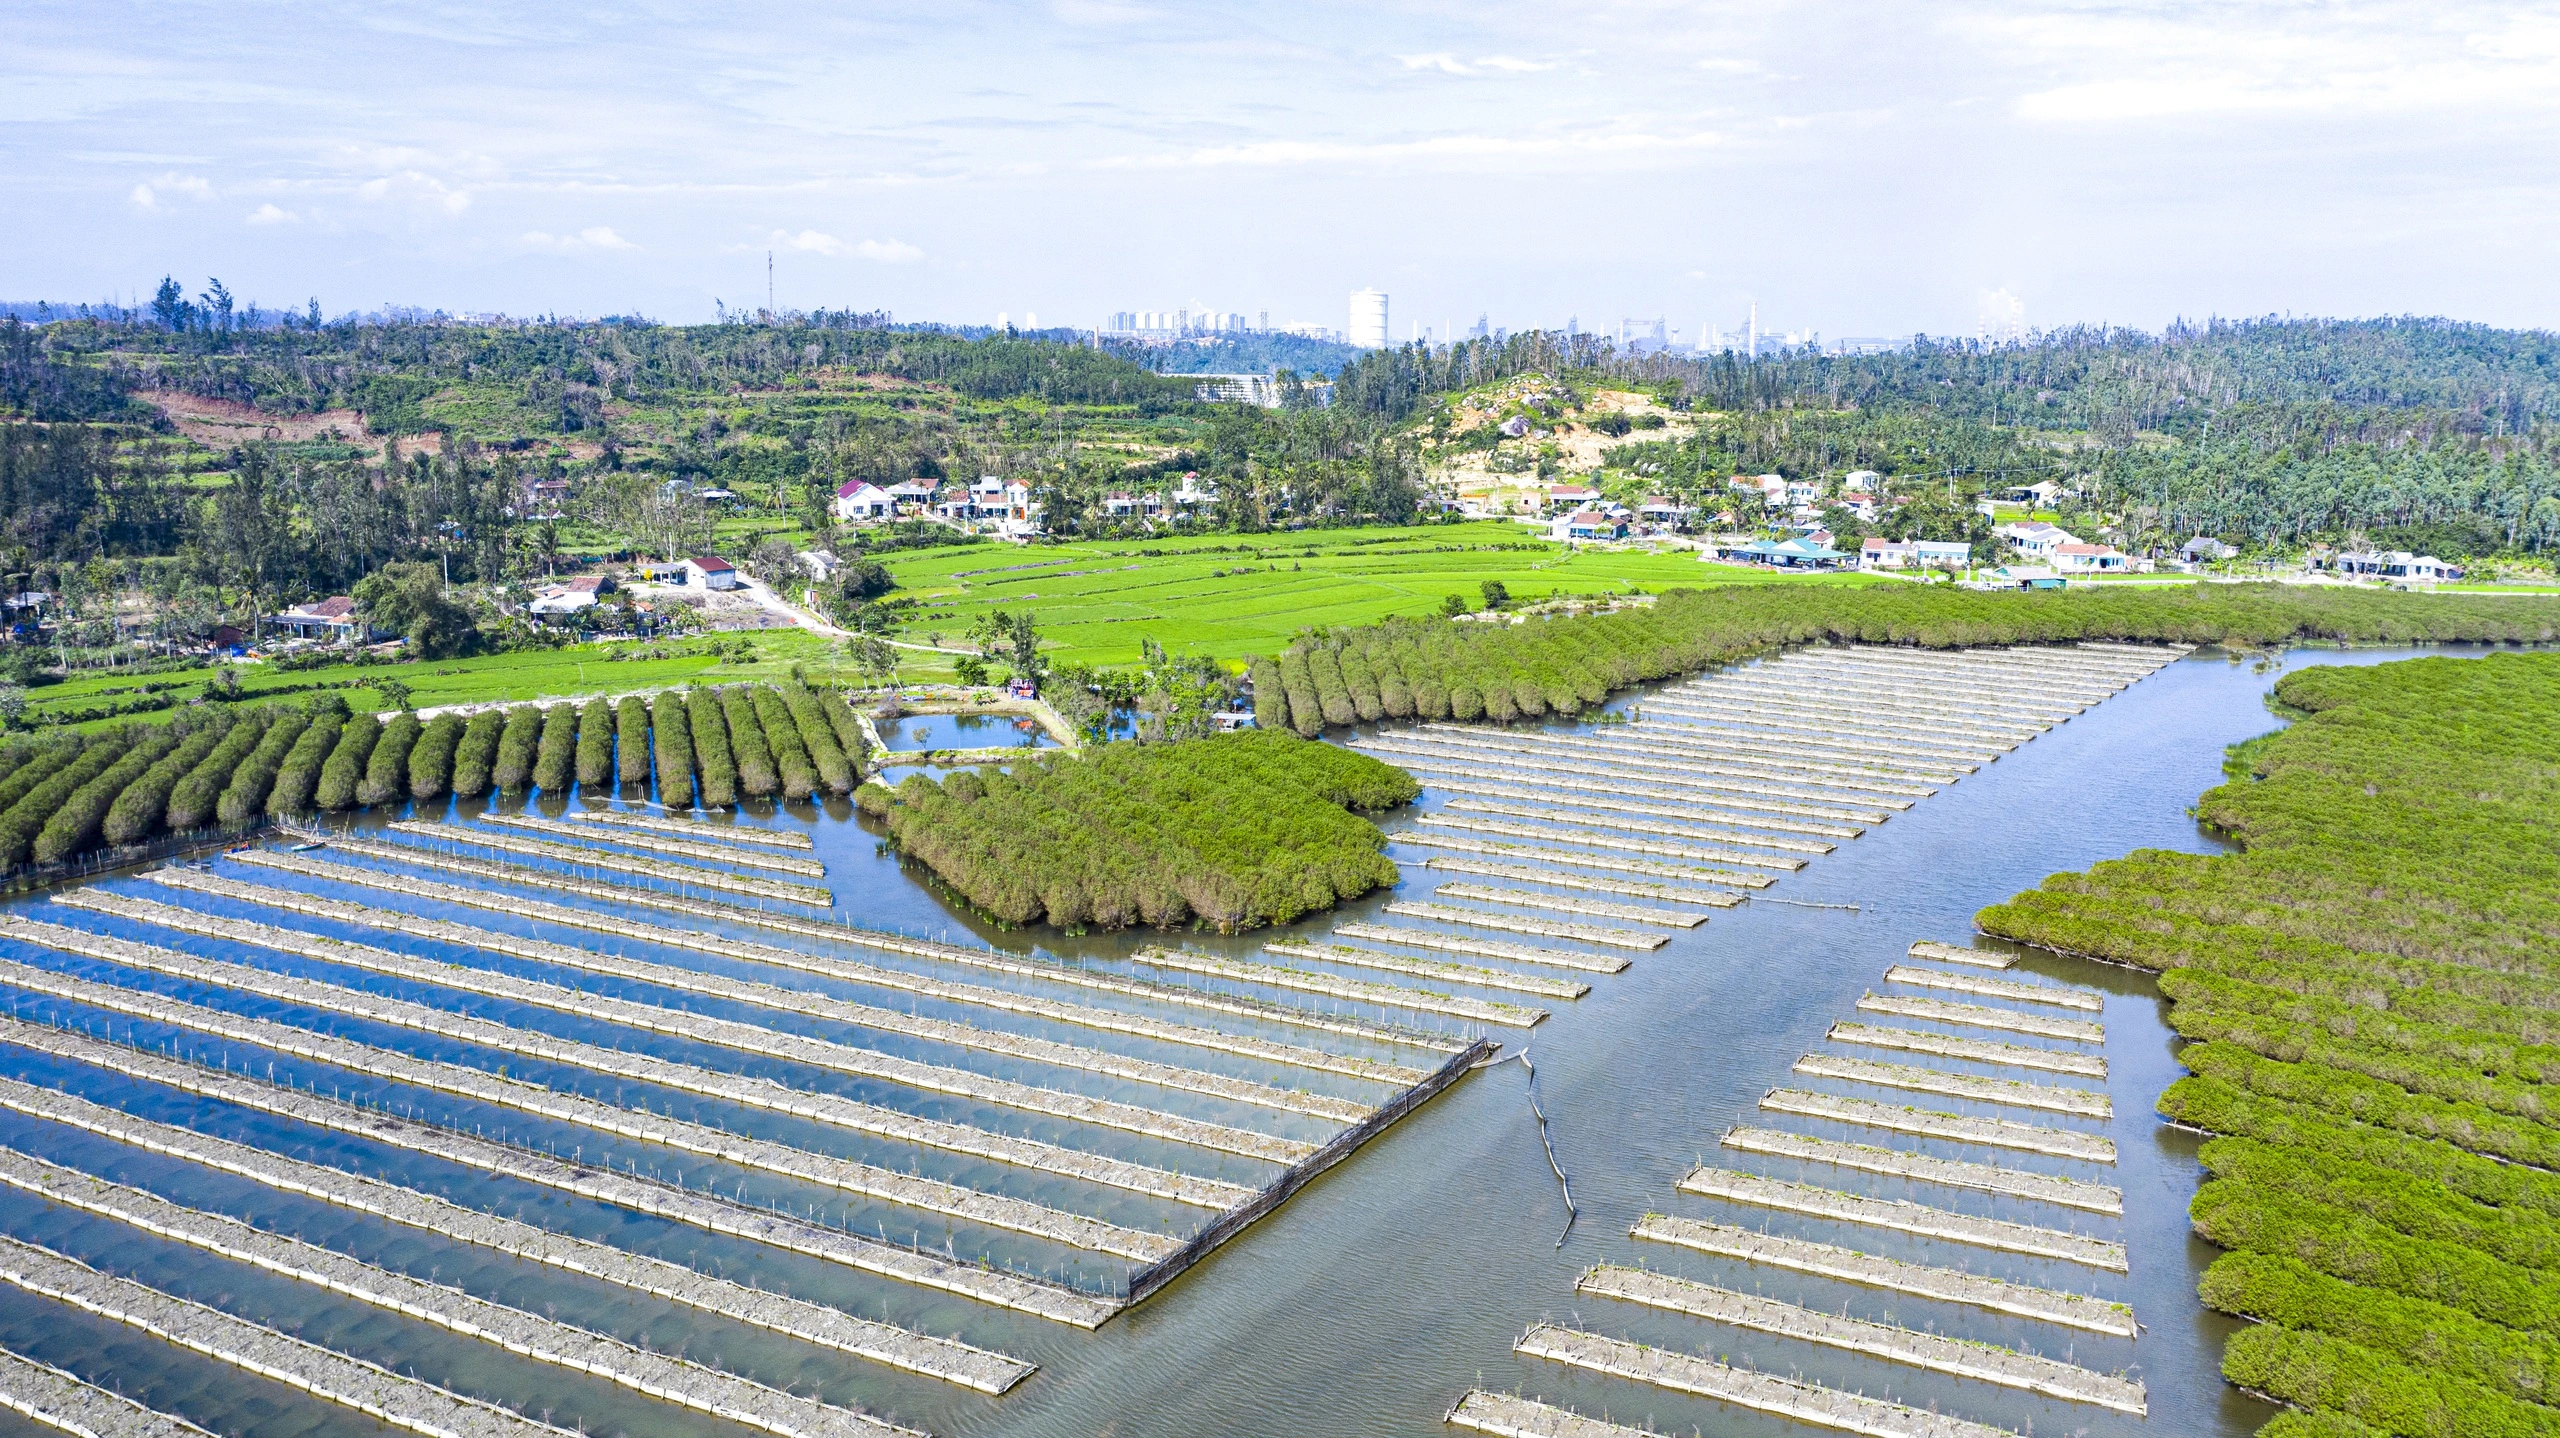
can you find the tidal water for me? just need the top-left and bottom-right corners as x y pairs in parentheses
(0, 643), (2484, 1438)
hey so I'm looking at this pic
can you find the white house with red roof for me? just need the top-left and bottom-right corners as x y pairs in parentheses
(833, 480), (894, 522)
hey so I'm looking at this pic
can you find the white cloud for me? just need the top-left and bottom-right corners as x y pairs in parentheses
(128, 183), (156, 209)
(521, 225), (638, 253)
(357, 170), (472, 213)
(1397, 52), (1555, 76)
(1098, 128), (1726, 171)
(768, 228), (922, 262)
(244, 202), (297, 225)
(1975, 4), (2560, 123)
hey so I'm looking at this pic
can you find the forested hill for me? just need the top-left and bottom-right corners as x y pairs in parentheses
(1335, 317), (2560, 433)
(1332, 317), (2560, 554)
(3, 313), (1197, 429)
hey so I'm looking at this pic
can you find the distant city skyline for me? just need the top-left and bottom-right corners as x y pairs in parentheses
(11, 2), (2560, 336)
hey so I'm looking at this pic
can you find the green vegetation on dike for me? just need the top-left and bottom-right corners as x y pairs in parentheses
(857, 729), (1417, 931)
(1260, 583), (2560, 735)
(1978, 651), (2560, 1438)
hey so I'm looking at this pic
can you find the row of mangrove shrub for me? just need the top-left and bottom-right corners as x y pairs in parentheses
(780, 683), (853, 795)
(532, 703), (577, 794)
(451, 709), (504, 798)
(651, 692), (694, 809)
(2191, 1178), (2560, 1334)
(575, 698), (613, 788)
(2202, 1252), (2560, 1409)
(2221, 1323), (2560, 1438)
(0, 730), (134, 867)
(686, 687), (737, 807)
(0, 680), (876, 867)
(218, 711), (308, 826)
(266, 708), (344, 816)
(491, 705), (542, 794)
(102, 716), (230, 845)
(360, 713), (420, 806)
(614, 696), (649, 790)
(1971, 650), (2560, 1438)
(719, 686), (778, 798)
(818, 686), (867, 771)
(2201, 1137), (2560, 1273)
(408, 713), (464, 800)
(313, 709), (380, 811)
(1262, 583), (2560, 736)
(0, 739), (82, 817)
(33, 728), (175, 864)
(753, 687), (815, 800)
(859, 729), (1417, 930)
(168, 712), (268, 831)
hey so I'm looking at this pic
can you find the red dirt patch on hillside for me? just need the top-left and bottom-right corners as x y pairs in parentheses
(140, 390), (444, 457)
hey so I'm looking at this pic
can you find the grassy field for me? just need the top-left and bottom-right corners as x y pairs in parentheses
(876, 522), (1871, 670)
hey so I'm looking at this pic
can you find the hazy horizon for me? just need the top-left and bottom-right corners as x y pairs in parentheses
(13, 1), (2560, 341)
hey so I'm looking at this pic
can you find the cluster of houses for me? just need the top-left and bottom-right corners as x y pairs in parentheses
(832, 472), (1225, 539)
(1447, 481), (1692, 543)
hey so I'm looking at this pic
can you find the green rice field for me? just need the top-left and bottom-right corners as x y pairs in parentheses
(876, 522), (1869, 669)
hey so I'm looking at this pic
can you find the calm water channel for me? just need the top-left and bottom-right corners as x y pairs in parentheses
(0, 643), (2486, 1438)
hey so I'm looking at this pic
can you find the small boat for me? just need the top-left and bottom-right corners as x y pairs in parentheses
(287, 840), (327, 852)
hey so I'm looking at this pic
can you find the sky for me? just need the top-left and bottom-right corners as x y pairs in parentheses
(10, 1), (2560, 341)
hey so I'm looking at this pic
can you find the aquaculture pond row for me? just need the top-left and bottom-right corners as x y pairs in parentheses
(0, 790), (1519, 1438)
(1375, 642), (2179, 1438)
